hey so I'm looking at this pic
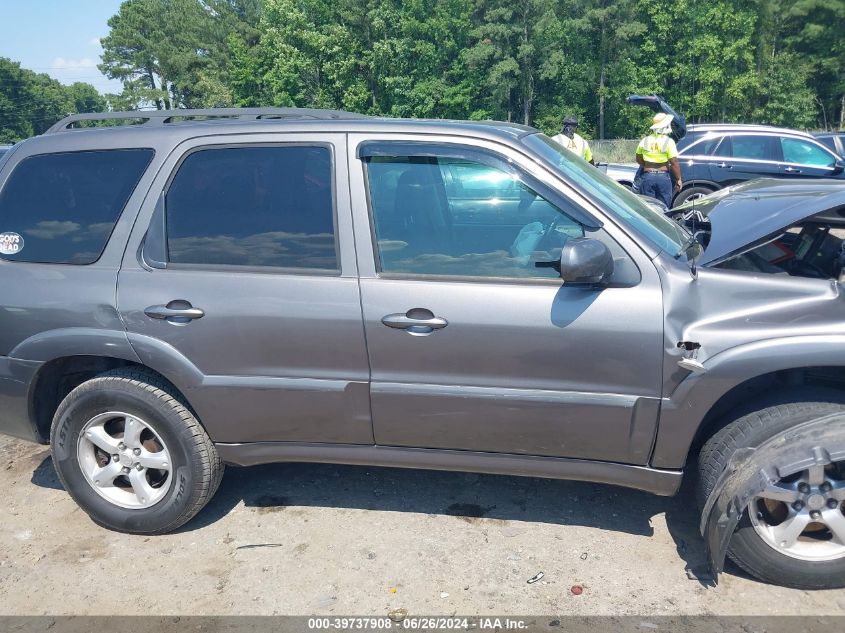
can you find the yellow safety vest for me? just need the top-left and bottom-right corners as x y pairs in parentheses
(552, 132), (593, 162)
(636, 133), (678, 164)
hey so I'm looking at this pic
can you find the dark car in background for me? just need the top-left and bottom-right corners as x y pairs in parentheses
(613, 97), (845, 207)
(673, 124), (845, 206)
(815, 132), (845, 158)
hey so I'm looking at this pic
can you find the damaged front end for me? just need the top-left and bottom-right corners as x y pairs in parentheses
(650, 180), (845, 581)
(671, 179), (845, 282)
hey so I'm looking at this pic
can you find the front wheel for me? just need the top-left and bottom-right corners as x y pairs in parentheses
(50, 368), (224, 534)
(698, 397), (845, 589)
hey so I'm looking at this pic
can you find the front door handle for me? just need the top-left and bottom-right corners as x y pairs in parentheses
(784, 166), (802, 173)
(382, 309), (448, 336)
(144, 301), (205, 324)
(716, 162), (732, 169)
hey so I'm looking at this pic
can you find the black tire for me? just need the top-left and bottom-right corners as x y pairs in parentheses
(673, 185), (715, 207)
(698, 390), (845, 589)
(50, 367), (224, 534)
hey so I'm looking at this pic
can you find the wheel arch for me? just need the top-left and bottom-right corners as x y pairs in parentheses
(679, 178), (719, 190)
(10, 328), (206, 442)
(29, 355), (199, 444)
(671, 180), (719, 205)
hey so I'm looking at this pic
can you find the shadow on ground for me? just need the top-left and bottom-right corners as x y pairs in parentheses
(31, 453), (742, 584)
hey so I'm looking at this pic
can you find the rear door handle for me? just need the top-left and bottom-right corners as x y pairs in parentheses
(784, 166), (802, 173)
(382, 309), (448, 336)
(716, 162), (732, 169)
(144, 302), (205, 324)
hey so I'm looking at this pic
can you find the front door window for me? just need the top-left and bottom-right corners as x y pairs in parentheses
(366, 155), (617, 280)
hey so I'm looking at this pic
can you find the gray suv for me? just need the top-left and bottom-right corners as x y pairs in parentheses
(1, 109), (844, 590)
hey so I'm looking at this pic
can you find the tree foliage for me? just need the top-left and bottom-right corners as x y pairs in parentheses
(4, 0), (845, 143)
(0, 58), (107, 143)
(222, 0), (842, 136)
(99, 0), (260, 109)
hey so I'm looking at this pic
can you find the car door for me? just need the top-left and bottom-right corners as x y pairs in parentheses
(348, 134), (665, 466)
(117, 134), (372, 445)
(709, 134), (781, 186)
(677, 133), (723, 187)
(778, 137), (841, 179)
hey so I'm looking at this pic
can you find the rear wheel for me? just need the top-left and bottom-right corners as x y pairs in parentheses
(674, 185), (715, 207)
(698, 395), (845, 589)
(50, 368), (223, 534)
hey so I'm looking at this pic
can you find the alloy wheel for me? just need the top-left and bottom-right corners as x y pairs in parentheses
(76, 411), (173, 509)
(750, 461), (845, 561)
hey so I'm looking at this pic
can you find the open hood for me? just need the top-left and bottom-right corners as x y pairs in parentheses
(626, 95), (687, 141)
(676, 179), (845, 266)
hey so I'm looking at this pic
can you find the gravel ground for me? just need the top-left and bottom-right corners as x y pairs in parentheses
(1, 434), (845, 616)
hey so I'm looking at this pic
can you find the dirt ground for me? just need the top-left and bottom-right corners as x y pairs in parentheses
(1, 434), (845, 617)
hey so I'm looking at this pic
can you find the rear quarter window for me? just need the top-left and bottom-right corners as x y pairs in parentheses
(0, 149), (153, 264)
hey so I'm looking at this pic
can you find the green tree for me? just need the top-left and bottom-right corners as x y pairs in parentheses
(106, 0), (842, 135)
(774, 0), (845, 129)
(0, 58), (106, 143)
(463, 0), (562, 125)
(100, 0), (259, 109)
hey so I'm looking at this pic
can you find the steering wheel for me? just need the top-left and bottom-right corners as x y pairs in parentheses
(529, 214), (564, 259)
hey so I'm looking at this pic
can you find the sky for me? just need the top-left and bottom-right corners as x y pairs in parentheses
(0, 0), (125, 94)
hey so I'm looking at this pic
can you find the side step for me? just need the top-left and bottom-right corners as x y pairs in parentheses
(215, 442), (683, 496)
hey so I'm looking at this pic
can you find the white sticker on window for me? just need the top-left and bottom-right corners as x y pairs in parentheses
(0, 232), (24, 255)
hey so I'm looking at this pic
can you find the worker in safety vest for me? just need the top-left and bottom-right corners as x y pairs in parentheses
(635, 112), (682, 208)
(552, 115), (594, 164)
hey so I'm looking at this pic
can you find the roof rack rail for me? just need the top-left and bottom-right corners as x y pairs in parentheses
(46, 107), (368, 133)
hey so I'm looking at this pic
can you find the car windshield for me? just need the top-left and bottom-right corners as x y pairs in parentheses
(524, 133), (690, 256)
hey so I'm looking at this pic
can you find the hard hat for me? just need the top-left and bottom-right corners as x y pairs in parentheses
(650, 113), (674, 132)
(563, 115), (579, 126)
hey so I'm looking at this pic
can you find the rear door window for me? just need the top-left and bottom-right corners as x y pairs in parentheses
(719, 135), (779, 161)
(164, 145), (337, 271)
(0, 149), (153, 264)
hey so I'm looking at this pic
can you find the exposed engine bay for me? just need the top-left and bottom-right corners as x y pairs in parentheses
(672, 204), (845, 281)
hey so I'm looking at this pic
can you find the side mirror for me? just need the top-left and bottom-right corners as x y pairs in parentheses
(833, 159), (845, 175)
(559, 237), (614, 285)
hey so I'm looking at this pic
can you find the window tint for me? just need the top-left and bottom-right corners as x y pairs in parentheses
(699, 136), (724, 156)
(676, 132), (703, 153)
(722, 135), (778, 161)
(679, 135), (721, 156)
(781, 138), (835, 167)
(366, 155), (616, 279)
(165, 146), (337, 270)
(816, 136), (837, 152)
(0, 149), (153, 264)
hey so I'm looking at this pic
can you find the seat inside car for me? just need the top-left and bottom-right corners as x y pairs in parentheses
(373, 160), (454, 265)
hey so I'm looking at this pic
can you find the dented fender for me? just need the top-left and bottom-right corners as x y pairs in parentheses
(651, 256), (845, 469)
(652, 335), (845, 468)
